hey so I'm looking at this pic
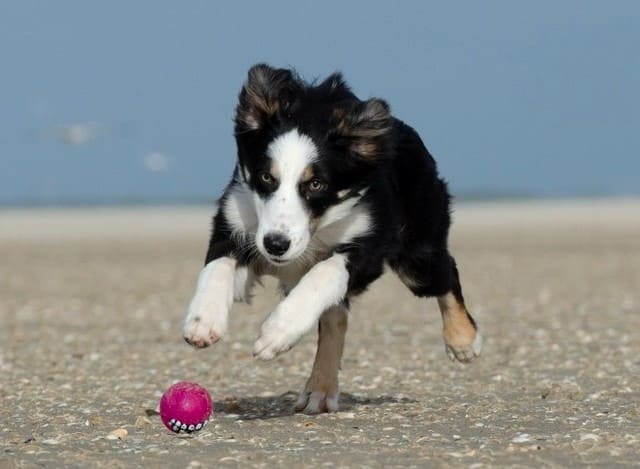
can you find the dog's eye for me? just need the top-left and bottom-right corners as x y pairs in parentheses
(308, 178), (326, 192)
(259, 172), (274, 185)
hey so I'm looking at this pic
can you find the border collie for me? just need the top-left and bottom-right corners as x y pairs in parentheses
(182, 64), (482, 414)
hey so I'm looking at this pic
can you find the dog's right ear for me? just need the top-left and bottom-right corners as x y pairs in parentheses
(330, 98), (392, 163)
(235, 64), (297, 133)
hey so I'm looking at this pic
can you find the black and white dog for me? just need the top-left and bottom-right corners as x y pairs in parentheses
(183, 64), (482, 414)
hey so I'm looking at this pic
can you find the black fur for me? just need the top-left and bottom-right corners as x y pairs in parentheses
(208, 64), (466, 302)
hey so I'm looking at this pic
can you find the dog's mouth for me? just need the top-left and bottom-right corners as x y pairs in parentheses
(266, 256), (290, 266)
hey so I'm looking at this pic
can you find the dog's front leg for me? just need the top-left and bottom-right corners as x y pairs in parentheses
(253, 253), (349, 360)
(183, 257), (236, 348)
(295, 304), (347, 414)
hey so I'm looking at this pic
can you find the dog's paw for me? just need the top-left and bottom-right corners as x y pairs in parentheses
(445, 329), (483, 363)
(295, 361), (340, 414)
(182, 312), (227, 349)
(252, 314), (302, 360)
(294, 389), (340, 414)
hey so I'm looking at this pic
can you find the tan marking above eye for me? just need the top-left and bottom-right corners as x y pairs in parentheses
(301, 165), (314, 182)
(268, 159), (280, 179)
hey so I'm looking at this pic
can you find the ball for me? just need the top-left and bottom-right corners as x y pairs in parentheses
(159, 381), (213, 434)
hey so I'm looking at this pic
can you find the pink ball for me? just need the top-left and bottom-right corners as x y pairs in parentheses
(159, 381), (213, 433)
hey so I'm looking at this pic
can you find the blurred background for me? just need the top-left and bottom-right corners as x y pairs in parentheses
(1, 1), (638, 206)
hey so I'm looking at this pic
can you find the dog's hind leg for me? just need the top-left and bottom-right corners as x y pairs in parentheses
(437, 261), (482, 363)
(394, 252), (482, 363)
(294, 304), (348, 414)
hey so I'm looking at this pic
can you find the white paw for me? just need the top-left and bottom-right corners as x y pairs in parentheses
(182, 259), (235, 349)
(182, 310), (227, 349)
(294, 389), (340, 414)
(445, 328), (483, 363)
(252, 313), (304, 360)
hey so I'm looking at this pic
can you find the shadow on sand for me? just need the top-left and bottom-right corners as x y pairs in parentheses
(215, 391), (417, 420)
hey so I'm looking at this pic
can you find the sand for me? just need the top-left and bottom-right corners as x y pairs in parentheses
(1, 199), (639, 467)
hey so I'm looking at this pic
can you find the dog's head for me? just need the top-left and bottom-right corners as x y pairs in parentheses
(234, 64), (392, 265)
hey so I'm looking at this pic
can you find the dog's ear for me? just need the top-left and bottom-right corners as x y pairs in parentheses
(318, 72), (350, 95)
(235, 64), (297, 133)
(331, 98), (392, 162)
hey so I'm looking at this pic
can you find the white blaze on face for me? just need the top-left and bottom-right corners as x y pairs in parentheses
(255, 128), (318, 262)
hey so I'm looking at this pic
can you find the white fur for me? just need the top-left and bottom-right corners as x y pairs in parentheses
(253, 253), (349, 360)
(318, 195), (361, 230)
(182, 257), (236, 346)
(317, 195), (371, 240)
(241, 164), (251, 183)
(233, 264), (255, 302)
(255, 129), (318, 262)
(224, 181), (258, 238)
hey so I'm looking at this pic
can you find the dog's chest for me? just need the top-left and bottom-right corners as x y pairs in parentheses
(252, 245), (330, 295)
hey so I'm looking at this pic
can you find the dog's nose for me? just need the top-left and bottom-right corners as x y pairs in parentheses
(263, 232), (291, 257)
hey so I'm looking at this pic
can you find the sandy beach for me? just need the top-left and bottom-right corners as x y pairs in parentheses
(1, 199), (639, 467)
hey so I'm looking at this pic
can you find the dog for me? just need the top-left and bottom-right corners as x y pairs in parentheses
(182, 64), (482, 414)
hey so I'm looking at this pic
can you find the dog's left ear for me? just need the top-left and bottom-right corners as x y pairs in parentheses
(331, 98), (392, 162)
(235, 64), (298, 133)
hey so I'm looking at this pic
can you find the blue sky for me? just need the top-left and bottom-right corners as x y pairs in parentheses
(1, 1), (638, 204)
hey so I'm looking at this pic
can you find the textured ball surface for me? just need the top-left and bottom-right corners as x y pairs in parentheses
(159, 381), (213, 433)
